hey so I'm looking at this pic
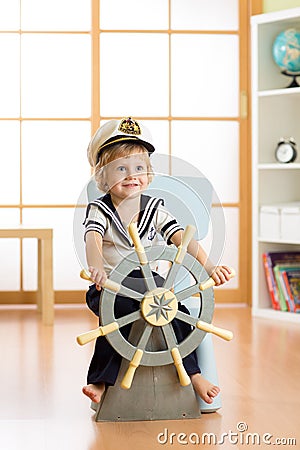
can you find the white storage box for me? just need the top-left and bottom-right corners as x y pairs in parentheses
(281, 203), (300, 241)
(259, 205), (280, 240)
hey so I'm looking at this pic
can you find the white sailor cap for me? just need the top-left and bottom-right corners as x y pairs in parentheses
(87, 117), (155, 167)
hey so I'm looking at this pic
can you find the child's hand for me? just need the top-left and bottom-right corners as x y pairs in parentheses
(209, 266), (233, 286)
(88, 266), (107, 291)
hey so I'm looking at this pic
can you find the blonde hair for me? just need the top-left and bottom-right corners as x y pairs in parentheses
(94, 143), (154, 192)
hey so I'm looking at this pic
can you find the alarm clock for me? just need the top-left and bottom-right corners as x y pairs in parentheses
(275, 137), (297, 163)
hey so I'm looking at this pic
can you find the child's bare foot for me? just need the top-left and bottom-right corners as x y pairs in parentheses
(190, 373), (220, 404)
(82, 383), (105, 403)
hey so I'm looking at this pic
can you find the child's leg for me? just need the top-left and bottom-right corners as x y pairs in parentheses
(172, 303), (220, 404)
(82, 383), (105, 403)
(83, 286), (140, 402)
(86, 335), (123, 386)
(189, 374), (220, 404)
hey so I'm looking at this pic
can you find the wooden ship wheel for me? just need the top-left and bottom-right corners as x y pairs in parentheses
(77, 224), (234, 398)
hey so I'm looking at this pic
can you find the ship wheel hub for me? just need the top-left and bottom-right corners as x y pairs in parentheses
(141, 287), (178, 326)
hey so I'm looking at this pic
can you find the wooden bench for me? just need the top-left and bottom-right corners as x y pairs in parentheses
(0, 226), (54, 325)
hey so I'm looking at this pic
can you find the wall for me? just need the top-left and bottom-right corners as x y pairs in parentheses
(264, 0), (300, 12)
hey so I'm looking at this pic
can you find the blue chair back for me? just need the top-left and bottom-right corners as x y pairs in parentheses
(87, 175), (212, 240)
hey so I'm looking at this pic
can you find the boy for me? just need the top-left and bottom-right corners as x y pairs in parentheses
(82, 117), (232, 404)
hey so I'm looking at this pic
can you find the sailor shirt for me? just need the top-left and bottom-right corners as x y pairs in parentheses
(83, 194), (183, 275)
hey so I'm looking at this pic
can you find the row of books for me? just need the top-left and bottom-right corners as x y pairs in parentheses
(262, 251), (300, 313)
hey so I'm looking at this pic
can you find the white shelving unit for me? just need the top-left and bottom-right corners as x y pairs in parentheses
(251, 8), (300, 322)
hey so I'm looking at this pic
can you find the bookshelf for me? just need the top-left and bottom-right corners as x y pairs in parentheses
(251, 8), (300, 322)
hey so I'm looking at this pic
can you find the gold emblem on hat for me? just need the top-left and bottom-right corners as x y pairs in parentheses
(118, 117), (141, 135)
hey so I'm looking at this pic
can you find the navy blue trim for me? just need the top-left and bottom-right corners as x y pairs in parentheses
(84, 194), (165, 247)
(138, 196), (164, 239)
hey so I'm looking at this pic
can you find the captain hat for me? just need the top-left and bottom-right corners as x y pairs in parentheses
(87, 117), (155, 167)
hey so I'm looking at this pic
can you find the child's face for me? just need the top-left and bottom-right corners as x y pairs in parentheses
(104, 153), (149, 203)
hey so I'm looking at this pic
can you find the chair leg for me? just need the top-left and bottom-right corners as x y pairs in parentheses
(195, 334), (222, 413)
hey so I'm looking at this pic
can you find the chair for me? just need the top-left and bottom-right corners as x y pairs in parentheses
(80, 174), (224, 421)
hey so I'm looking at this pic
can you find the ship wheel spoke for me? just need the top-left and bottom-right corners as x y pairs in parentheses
(80, 269), (143, 301)
(117, 285), (144, 302)
(175, 310), (198, 327)
(117, 310), (142, 328)
(161, 324), (191, 386)
(176, 310), (233, 341)
(121, 323), (154, 389)
(175, 284), (200, 302)
(163, 225), (196, 291)
(136, 323), (154, 350)
(140, 262), (158, 291)
(163, 262), (181, 291)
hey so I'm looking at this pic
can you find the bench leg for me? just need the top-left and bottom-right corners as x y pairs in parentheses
(38, 237), (54, 326)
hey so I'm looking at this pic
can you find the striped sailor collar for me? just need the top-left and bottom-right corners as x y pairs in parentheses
(89, 194), (164, 245)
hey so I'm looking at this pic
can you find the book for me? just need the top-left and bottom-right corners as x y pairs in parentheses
(273, 265), (300, 311)
(281, 271), (295, 312)
(267, 252), (300, 269)
(262, 252), (300, 312)
(262, 253), (280, 310)
(273, 265), (288, 311)
(285, 269), (300, 313)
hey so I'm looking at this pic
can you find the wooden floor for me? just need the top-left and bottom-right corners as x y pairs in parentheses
(1, 304), (299, 450)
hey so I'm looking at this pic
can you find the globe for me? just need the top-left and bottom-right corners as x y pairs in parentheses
(272, 28), (300, 87)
